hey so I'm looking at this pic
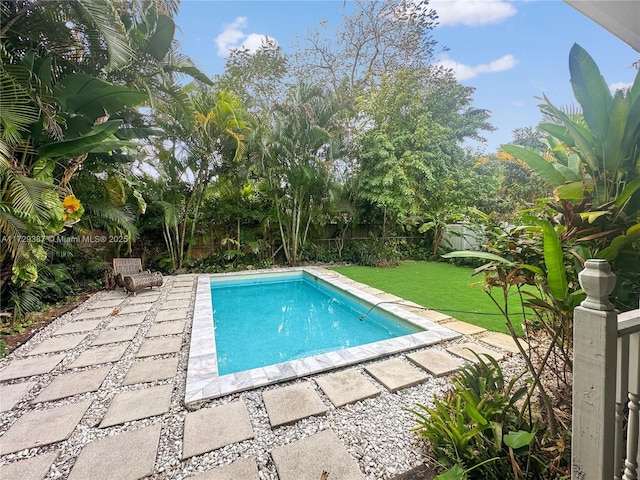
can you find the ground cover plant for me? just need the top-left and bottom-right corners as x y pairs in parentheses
(332, 261), (526, 335)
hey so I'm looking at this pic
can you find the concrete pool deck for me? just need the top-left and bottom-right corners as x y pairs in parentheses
(0, 268), (523, 479)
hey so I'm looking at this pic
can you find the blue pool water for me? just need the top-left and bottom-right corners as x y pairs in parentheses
(211, 272), (419, 375)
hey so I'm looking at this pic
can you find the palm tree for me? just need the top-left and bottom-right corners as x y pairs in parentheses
(260, 83), (345, 265)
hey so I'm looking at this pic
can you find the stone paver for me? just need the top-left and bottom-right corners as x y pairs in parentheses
(127, 294), (160, 304)
(0, 399), (92, 455)
(263, 382), (327, 428)
(122, 357), (179, 385)
(364, 358), (428, 392)
(316, 369), (380, 408)
(160, 299), (190, 310)
(136, 336), (182, 358)
(0, 452), (58, 480)
(68, 423), (161, 480)
(186, 457), (260, 480)
(442, 320), (486, 335)
(182, 400), (254, 459)
(165, 292), (191, 301)
(101, 289), (129, 299)
(0, 381), (35, 412)
(146, 320), (186, 337)
(69, 344), (129, 368)
(169, 287), (193, 294)
(118, 303), (153, 314)
(0, 353), (66, 381)
(447, 342), (505, 362)
(53, 319), (102, 335)
(33, 366), (111, 403)
(100, 384), (173, 428)
(271, 429), (365, 480)
(407, 349), (464, 377)
(91, 326), (139, 346)
(107, 313), (146, 327)
(156, 310), (187, 322)
(88, 298), (124, 309)
(75, 308), (114, 320)
(479, 332), (524, 354)
(27, 333), (88, 356)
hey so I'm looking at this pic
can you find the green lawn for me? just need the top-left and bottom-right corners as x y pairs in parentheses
(331, 261), (526, 335)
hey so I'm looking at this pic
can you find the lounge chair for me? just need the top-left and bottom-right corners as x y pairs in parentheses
(112, 258), (163, 295)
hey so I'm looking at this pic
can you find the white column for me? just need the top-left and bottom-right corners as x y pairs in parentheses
(572, 259), (618, 479)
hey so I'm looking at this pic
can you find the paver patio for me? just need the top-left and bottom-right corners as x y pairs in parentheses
(32, 366), (111, 403)
(27, 333), (88, 355)
(263, 382), (328, 427)
(364, 358), (429, 392)
(0, 382), (35, 412)
(0, 270), (519, 479)
(68, 423), (161, 480)
(0, 353), (66, 381)
(99, 384), (173, 427)
(0, 399), (92, 454)
(182, 400), (254, 459)
(447, 341), (505, 362)
(123, 356), (180, 385)
(0, 452), (58, 480)
(271, 429), (365, 480)
(316, 368), (380, 407)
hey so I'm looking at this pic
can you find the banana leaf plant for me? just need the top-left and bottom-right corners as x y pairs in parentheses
(499, 44), (639, 264)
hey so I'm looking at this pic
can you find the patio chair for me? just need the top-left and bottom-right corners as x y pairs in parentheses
(112, 258), (149, 288)
(112, 258), (163, 295)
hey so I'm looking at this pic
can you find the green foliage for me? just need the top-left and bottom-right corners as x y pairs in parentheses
(409, 354), (539, 479)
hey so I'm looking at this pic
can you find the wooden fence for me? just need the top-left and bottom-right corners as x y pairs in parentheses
(572, 259), (640, 479)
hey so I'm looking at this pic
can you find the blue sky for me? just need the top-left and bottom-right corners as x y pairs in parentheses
(175, 0), (639, 152)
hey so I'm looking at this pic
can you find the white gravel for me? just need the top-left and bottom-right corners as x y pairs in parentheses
(0, 276), (526, 479)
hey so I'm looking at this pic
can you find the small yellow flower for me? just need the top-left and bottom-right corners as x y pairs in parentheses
(62, 195), (80, 214)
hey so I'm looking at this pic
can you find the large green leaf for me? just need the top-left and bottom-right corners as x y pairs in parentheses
(56, 74), (147, 120)
(597, 223), (640, 261)
(164, 60), (214, 85)
(554, 181), (585, 201)
(615, 177), (640, 208)
(435, 464), (466, 480)
(38, 120), (122, 158)
(501, 144), (567, 187)
(145, 15), (175, 61)
(603, 90), (630, 174)
(540, 219), (568, 301)
(503, 429), (536, 449)
(569, 43), (612, 143)
(74, 0), (133, 71)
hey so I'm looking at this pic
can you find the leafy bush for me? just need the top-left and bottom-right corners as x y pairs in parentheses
(409, 354), (540, 479)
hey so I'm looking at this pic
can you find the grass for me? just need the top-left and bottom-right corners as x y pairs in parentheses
(331, 261), (528, 335)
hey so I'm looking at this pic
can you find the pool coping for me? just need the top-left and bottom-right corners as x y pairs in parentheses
(185, 267), (461, 405)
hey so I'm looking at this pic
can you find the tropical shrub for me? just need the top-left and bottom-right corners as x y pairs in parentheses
(410, 354), (539, 479)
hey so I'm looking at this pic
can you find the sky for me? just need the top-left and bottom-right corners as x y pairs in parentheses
(174, 0), (639, 153)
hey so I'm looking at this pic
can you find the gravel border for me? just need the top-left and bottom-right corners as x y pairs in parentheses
(0, 275), (527, 479)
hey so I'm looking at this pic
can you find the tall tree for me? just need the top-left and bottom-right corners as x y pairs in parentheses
(355, 68), (493, 240)
(259, 83), (345, 265)
(293, 0), (439, 96)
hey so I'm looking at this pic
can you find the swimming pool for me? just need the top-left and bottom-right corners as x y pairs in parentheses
(211, 271), (420, 375)
(185, 268), (460, 404)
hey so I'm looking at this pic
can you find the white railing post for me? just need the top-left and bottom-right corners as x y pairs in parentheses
(573, 259), (618, 479)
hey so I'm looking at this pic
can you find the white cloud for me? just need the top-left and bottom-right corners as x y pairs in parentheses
(437, 54), (518, 80)
(609, 81), (632, 93)
(215, 16), (277, 57)
(430, 0), (517, 26)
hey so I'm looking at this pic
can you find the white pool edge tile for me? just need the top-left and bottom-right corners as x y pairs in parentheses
(184, 267), (461, 405)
